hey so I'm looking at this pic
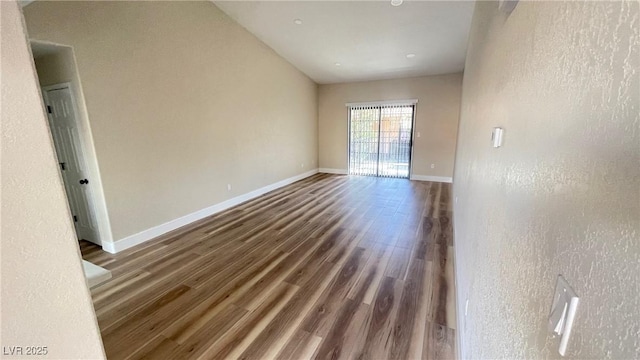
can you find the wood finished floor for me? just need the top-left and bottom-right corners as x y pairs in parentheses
(80, 174), (456, 360)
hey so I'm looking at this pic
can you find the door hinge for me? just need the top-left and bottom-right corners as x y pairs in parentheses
(47, 105), (53, 114)
(73, 215), (78, 222)
(59, 162), (66, 171)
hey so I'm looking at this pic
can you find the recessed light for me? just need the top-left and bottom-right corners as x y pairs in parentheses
(406, 53), (416, 58)
(293, 19), (303, 25)
(391, 0), (403, 6)
(335, 62), (341, 66)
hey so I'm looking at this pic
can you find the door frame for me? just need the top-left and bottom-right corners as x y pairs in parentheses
(346, 100), (418, 178)
(408, 104), (417, 179)
(41, 82), (112, 246)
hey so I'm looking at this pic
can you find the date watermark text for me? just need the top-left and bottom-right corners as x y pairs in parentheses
(2, 346), (48, 356)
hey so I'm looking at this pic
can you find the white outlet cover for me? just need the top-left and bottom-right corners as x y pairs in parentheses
(491, 127), (504, 148)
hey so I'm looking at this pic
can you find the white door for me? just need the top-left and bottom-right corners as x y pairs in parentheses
(44, 86), (100, 243)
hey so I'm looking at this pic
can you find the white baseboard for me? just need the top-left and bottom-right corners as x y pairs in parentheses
(319, 168), (348, 175)
(410, 174), (453, 183)
(102, 169), (319, 254)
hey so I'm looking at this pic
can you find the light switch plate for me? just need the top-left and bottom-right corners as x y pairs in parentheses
(548, 275), (579, 356)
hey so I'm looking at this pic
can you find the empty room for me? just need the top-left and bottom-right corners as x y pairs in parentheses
(2, 0), (638, 359)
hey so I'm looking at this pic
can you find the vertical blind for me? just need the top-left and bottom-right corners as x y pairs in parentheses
(348, 103), (415, 179)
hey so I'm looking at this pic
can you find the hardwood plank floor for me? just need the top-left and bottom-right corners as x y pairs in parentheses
(80, 174), (456, 360)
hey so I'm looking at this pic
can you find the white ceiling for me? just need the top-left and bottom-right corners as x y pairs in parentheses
(214, 1), (475, 84)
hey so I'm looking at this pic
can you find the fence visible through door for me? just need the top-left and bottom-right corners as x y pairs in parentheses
(349, 103), (415, 178)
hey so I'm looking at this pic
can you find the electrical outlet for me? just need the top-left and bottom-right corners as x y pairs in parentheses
(431, 163), (435, 169)
(301, 163), (304, 168)
(227, 184), (232, 191)
(416, 132), (421, 138)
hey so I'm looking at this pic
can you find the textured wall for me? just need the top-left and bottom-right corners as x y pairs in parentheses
(24, 1), (318, 241)
(1, 1), (105, 358)
(318, 74), (462, 177)
(453, 1), (639, 359)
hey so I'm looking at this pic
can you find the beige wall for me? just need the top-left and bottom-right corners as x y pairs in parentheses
(1, 1), (105, 358)
(318, 74), (462, 178)
(24, 1), (318, 241)
(454, 1), (639, 359)
(34, 49), (74, 86)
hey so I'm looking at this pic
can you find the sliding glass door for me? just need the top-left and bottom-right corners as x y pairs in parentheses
(348, 104), (414, 178)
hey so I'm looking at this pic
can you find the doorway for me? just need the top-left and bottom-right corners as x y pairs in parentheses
(31, 40), (112, 247)
(348, 103), (415, 178)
